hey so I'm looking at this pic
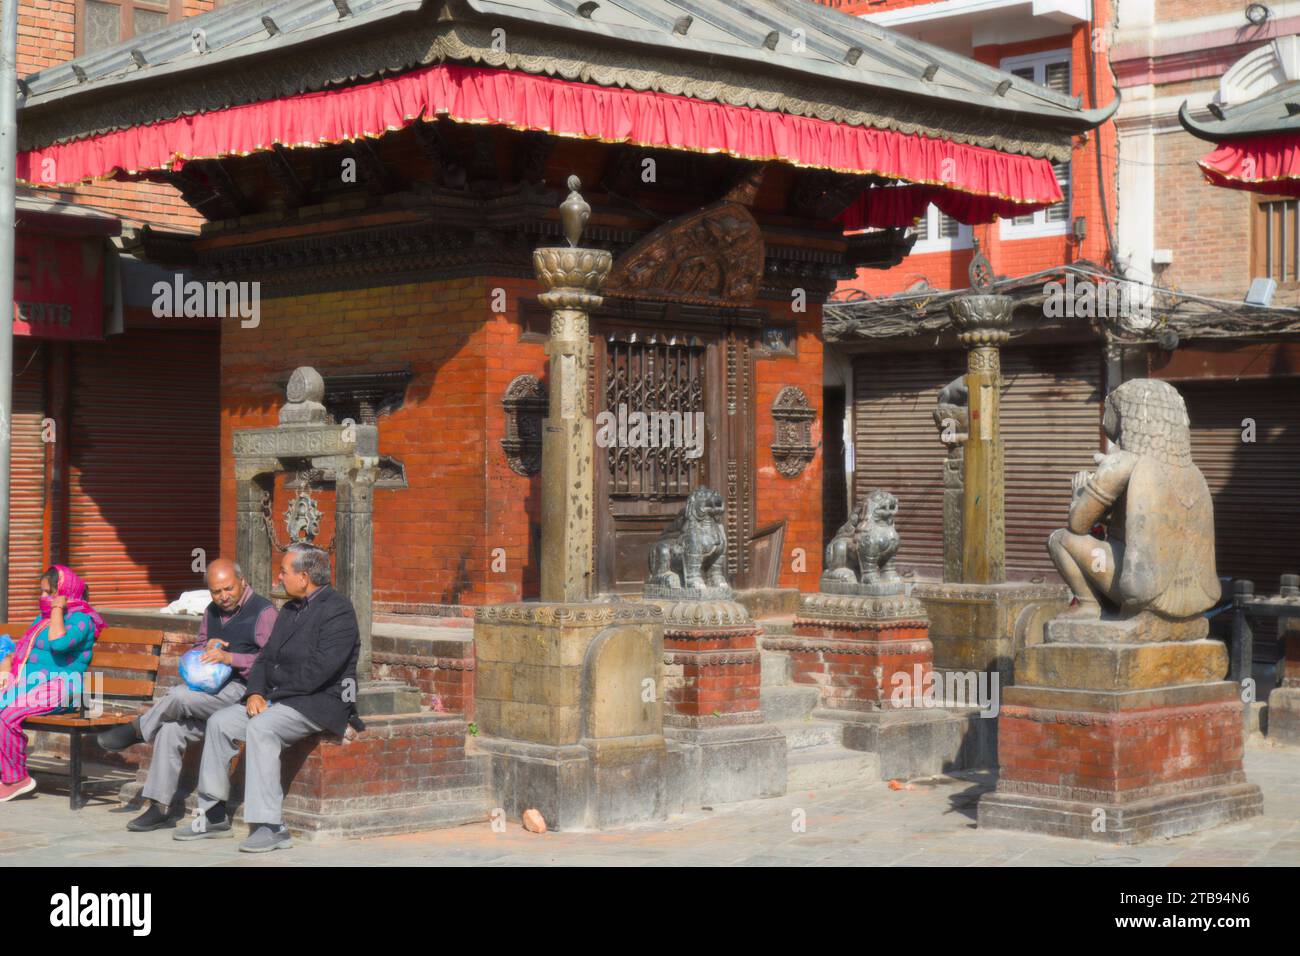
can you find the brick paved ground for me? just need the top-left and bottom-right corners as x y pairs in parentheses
(2, 741), (1296, 867)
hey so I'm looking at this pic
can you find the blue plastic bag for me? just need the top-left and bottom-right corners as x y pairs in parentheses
(178, 647), (233, 694)
(0, 635), (14, 660)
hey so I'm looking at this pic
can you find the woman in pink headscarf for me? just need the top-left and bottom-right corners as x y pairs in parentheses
(0, 565), (104, 801)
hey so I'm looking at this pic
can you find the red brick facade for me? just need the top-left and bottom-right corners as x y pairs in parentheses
(218, 275), (825, 607)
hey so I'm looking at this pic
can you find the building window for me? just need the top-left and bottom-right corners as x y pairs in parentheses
(999, 49), (1072, 239)
(1252, 195), (1300, 286)
(76, 0), (181, 56)
(911, 203), (973, 253)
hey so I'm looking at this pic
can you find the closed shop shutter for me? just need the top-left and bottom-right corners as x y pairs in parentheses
(67, 330), (220, 607)
(1000, 349), (1105, 576)
(8, 340), (47, 621)
(1181, 379), (1300, 661)
(852, 346), (1102, 581)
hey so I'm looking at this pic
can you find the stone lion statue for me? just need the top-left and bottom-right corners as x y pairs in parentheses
(647, 486), (728, 593)
(822, 489), (902, 591)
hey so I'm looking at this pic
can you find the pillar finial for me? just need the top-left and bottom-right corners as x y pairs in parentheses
(560, 175), (590, 248)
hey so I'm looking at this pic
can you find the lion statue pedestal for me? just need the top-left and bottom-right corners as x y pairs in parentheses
(762, 490), (989, 779)
(642, 487), (786, 806)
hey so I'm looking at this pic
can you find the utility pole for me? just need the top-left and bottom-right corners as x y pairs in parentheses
(0, 0), (20, 620)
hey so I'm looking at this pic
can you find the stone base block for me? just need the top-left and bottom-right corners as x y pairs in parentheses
(824, 706), (995, 780)
(731, 588), (801, 619)
(474, 733), (669, 831)
(653, 599), (763, 728)
(913, 581), (1070, 681)
(355, 679), (424, 717)
(665, 724), (786, 806)
(774, 595), (932, 713)
(978, 783), (1263, 844)
(818, 576), (907, 597)
(1267, 685), (1300, 746)
(1016, 639), (1228, 691)
(1044, 611), (1208, 645)
(979, 682), (1262, 843)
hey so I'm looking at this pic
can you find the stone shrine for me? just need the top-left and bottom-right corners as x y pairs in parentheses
(979, 379), (1262, 842)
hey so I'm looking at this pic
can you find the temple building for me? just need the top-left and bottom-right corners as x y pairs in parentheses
(17, 0), (1111, 616)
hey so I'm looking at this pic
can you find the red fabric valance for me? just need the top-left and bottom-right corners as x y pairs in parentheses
(1198, 132), (1300, 196)
(18, 62), (1064, 225)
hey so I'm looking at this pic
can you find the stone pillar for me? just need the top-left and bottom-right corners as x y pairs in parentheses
(234, 475), (273, 598)
(948, 293), (1011, 585)
(474, 179), (670, 831)
(334, 457), (377, 681)
(533, 177), (612, 603)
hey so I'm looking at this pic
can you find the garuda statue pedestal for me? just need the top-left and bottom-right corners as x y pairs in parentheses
(764, 491), (988, 779)
(979, 379), (1262, 843)
(643, 487), (786, 806)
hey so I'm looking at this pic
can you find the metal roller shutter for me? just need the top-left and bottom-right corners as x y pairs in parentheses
(67, 330), (220, 607)
(1180, 380), (1300, 661)
(852, 351), (963, 579)
(8, 340), (47, 621)
(852, 346), (1102, 581)
(1000, 349), (1105, 576)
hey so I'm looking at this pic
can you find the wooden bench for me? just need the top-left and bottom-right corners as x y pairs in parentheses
(2, 622), (162, 809)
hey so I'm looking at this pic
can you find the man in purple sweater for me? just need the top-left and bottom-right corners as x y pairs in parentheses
(98, 558), (277, 832)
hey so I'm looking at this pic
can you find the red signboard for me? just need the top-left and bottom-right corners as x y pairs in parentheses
(13, 231), (105, 340)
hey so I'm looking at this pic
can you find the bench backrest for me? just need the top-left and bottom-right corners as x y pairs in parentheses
(0, 622), (162, 702)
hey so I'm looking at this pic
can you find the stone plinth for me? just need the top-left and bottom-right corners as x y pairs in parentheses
(913, 581), (1070, 682)
(472, 602), (669, 830)
(651, 598), (785, 806)
(763, 591), (993, 778)
(979, 614), (1263, 843)
(784, 592), (932, 712)
(979, 682), (1261, 843)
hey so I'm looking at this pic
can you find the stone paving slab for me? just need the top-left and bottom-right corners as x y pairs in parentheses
(0, 742), (1296, 867)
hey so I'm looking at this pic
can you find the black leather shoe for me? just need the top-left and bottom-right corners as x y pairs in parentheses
(126, 803), (174, 832)
(97, 719), (142, 752)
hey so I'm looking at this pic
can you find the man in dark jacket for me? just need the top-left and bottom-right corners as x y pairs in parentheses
(175, 543), (359, 853)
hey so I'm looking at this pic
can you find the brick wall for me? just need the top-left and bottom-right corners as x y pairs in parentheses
(1154, 130), (1254, 300)
(756, 300), (825, 589)
(19, 0), (211, 233)
(220, 277), (519, 607)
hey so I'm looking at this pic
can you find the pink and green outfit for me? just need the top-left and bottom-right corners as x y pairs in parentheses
(0, 566), (104, 784)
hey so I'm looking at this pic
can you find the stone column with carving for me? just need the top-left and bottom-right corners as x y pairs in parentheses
(334, 450), (378, 681)
(947, 252), (1011, 586)
(234, 474), (274, 598)
(533, 176), (612, 603)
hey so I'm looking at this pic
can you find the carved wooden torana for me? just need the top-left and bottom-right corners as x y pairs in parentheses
(603, 201), (765, 306)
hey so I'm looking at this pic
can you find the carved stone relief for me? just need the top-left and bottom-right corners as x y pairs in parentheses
(770, 385), (816, 478)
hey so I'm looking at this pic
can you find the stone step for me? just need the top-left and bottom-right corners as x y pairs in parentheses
(760, 684), (821, 723)
(761, 650), (793, 687)
(786, 745), (881, 793)
(771, 718), (843, 750)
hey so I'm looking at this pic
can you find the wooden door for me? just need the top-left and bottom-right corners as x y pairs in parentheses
(594, 326), (727, 595)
